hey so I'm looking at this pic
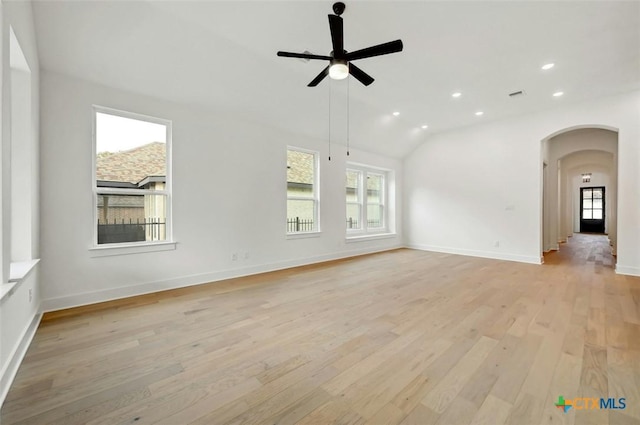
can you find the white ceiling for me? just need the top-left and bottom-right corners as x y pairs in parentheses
(31, 1), (640, 158)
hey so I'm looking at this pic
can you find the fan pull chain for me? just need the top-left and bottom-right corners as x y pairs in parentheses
(347, 76), (350, 156)
(328, 79), (332, 161)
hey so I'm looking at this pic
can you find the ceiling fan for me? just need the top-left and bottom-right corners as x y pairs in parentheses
(277, 2), (403, 87)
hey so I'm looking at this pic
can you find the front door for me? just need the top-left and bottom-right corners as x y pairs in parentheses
(580, 187), (605, 233)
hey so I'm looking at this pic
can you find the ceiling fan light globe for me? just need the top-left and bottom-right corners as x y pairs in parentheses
(329, 63), (349, 80)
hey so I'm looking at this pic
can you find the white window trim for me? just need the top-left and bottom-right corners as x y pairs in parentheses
(286, 146), (320, 235)
(345, 233), (397, 243)
(89, 241), (176, 257)
(91, 105), (174, 253)
(346, 163), (389, 236)
(1, 259), (41, 303)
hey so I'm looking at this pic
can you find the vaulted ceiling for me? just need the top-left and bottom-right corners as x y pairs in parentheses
(31, 1), (640, 158)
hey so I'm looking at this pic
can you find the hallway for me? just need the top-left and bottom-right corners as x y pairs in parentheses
(544, 233), (615, 269)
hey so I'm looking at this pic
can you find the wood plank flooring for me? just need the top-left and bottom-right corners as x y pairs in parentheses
(2, 234), (640, 424)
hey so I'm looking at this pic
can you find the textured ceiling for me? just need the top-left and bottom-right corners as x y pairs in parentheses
(32, 1), (640, 158)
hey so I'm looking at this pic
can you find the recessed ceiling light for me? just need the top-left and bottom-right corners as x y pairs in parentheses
(542, 63), (555, 70)
(553, 91), (564, 97)
(392, 111), (400, 116)
(421, 125), (428, 129)
(452, 92), (462, 98)
(475, 111), (484, 116)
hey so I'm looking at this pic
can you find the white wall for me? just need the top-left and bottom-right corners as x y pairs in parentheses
(404, 90), (640, 275)
(404, 113), (543, 264)
(39, 71), (403, 311)
(0, 268), (39, 406)
(0, 0), (41, 407)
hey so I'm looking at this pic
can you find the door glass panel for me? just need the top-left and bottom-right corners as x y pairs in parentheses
(593, 189), (603, 199)
(582, 189), (592, 199)
(593, 199), (602, 209)
(593, 209), (603, 219)
(583, 210), (593, 219)
(583, 199), (592, 209)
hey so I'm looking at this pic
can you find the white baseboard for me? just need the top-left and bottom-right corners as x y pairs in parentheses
(0, 310), (42, 408)
(616, 265), (640, 277)
(41, 244), (403, 312)
(407, 243), (542, 265)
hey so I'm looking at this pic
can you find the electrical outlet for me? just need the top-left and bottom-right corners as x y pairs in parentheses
(28, 288), (33, 302)
(231, 253), (238, 261)
(244, 252), (249, 260)
(494, 241), (500, 248)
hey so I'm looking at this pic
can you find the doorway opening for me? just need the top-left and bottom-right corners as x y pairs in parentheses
(541, 127), (618, 262)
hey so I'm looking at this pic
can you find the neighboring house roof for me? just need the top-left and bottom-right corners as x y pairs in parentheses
(97, 142), (166, 184)
(287, 150), (313, 185)
(346, 170), (358, 189)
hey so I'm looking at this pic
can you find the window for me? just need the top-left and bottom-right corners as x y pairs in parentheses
(287, 148), (319, 234)
(346, 165), (387, 234)
(93, 107), (171, 246)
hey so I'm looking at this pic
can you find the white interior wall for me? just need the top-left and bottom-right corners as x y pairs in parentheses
(0, 0), (41, 407)
(404, 90), (640, 275)
(0, 268), (39, 406)
(39, 70), (403, 311)
(404, 114), (546, 264)
(1, 0), (7, 288)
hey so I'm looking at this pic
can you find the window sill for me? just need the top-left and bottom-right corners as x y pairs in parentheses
(346, 232), (397, 243)
(1, 259), (40, 302)
(286, 231), (322, 240)
(89, 241), (177, 257)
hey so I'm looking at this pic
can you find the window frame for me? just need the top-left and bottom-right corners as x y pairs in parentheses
(91, 105), (173, 249)
(346, 163), (388, 236)
(286, 146), (320, 235)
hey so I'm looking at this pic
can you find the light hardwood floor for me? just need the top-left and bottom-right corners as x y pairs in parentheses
(2, 234), (639, 425)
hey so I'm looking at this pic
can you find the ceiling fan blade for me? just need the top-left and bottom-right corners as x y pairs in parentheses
(308, 66), (330, 87)
(345, 39), (403, 61)
(348, 63), (374, 86)
(328, 14), (344, 58)
(277, 51), (332, 61)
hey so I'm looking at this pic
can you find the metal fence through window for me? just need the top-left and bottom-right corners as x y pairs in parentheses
(97, 218), (166, 244)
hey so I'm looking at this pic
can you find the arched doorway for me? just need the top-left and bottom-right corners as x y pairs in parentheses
(541, 127), (618, 259)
